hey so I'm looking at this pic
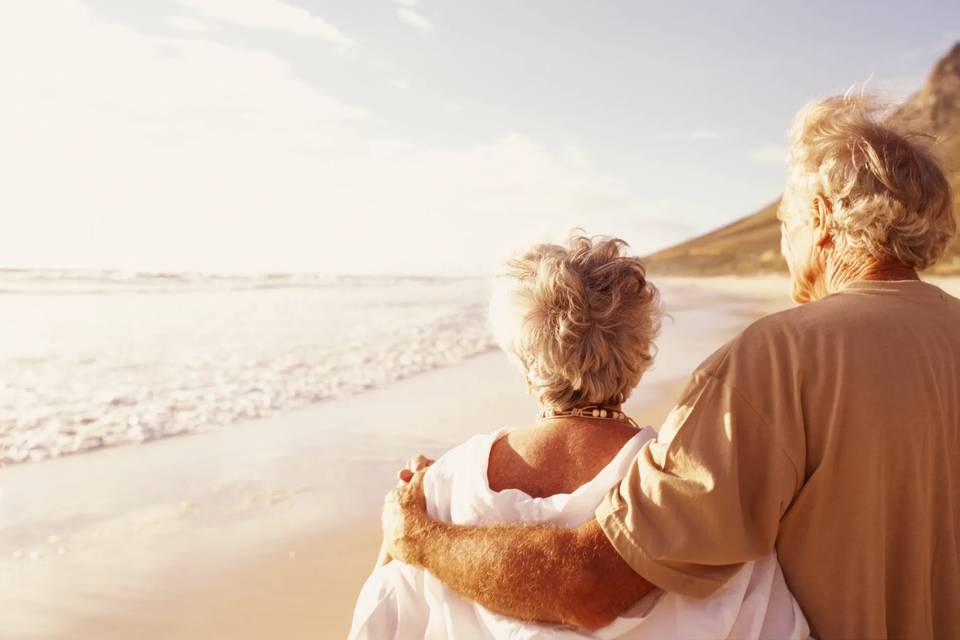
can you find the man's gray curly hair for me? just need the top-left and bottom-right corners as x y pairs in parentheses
(786, 93), (955, 270)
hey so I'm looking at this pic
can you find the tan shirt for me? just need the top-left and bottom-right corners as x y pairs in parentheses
(596, 281), (960, 640)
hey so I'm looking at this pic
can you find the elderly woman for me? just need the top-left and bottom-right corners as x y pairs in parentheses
(381, 94), (960, 640)
(350, 235), (809, 638)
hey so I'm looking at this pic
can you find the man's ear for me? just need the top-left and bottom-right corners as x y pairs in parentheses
(812, 195), (834, 249)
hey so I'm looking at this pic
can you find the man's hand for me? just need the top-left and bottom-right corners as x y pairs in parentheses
(375, 454), (434, 567)
(381, 468), (430, 565)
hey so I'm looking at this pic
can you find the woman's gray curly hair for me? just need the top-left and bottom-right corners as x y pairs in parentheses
(489, 233), (662, 410)
(786, 93), (956, 270)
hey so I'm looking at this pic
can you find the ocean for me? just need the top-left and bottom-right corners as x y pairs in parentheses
(0, 270), (495, 465)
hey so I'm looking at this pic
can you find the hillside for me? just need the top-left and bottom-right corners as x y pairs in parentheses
(645, 42), (960, 276)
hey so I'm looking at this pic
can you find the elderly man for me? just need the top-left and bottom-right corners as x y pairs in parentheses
(382, 95), (960, 639)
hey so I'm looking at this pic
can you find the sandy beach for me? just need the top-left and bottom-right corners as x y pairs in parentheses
(3, 276), (956, 640)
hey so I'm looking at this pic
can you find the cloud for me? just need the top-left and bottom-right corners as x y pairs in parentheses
(394, 0), (419, 6)
(177, 0), (353, 46)
(0, 2), (685, 276)
(397, 8), (434, 33)
(166, 15), (210, 33)
(390, 78), (411, 90)
(682, 129), (734, 141)
(749, 144), (787, 166)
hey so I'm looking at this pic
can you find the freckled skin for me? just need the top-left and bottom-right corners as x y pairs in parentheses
(487, 419), (641, 498)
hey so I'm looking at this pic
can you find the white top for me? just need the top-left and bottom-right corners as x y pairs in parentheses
(349, 427), (810, 639)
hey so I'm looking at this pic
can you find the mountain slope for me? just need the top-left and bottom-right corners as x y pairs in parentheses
(645, 42), (960, 276)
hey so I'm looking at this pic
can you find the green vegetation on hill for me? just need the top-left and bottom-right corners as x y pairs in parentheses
(645, 42), (960, 276)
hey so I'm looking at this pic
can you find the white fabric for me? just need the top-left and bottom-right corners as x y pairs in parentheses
(349, 427), (810, 639)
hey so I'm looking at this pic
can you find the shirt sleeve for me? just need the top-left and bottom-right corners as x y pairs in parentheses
(595, 369), (802, 598)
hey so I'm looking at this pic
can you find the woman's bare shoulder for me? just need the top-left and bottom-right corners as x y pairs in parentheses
(487, 421), (640, 497)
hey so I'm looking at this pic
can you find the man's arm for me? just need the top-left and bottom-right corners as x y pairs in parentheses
(383, 471), (655, 630)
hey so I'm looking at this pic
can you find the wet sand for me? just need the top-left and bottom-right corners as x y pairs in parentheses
(2, 350), (560, 639)
(11, 276), (953, 639)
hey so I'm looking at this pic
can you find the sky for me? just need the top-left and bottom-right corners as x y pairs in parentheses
(1, 1), (958, 276)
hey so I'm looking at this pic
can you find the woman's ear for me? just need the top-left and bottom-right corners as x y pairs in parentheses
(812, 195), (834, 249)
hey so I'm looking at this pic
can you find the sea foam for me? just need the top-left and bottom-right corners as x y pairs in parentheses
(0, 272), (496, 465)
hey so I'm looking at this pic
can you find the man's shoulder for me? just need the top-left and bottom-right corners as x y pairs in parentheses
(750, 290), (864, 331)
(734, 293), (858, 346)
(677, 303), (831, 427)
(696, 303), (814, 378)
(697, 288), (912, 379)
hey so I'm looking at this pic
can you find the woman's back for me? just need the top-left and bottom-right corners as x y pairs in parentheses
(487, 420), (641, 498)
